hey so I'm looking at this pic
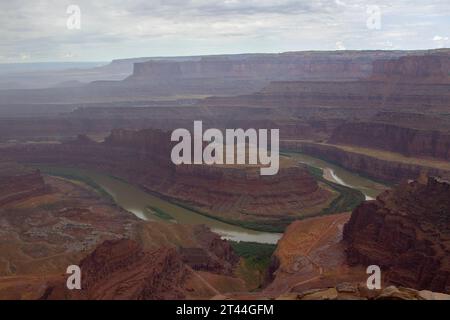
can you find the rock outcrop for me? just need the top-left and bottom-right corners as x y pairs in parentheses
(370, 53), (450, 83)
(41, 240), (194, 300)
(206, 76), (450, 111)
(0, 163), (49, 206)
(281, 140), (450, 183)
(40, 238), (241, 300)
(264, 213), (367, 295)
(329, 121), (450, 161)
(129, 52), (377, 82)
(343, 177), (450, 293)
(276, 284), (450, 300)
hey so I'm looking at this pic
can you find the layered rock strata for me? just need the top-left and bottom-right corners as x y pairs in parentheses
(0, 163), (49, 206)
(280, 140), (450, 183)
(343, 177), (450, 293)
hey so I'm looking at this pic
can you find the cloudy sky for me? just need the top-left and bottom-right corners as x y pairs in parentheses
(1, 0), (449, 62)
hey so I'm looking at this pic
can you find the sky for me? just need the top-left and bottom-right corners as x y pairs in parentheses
(0, 0), (449, 63)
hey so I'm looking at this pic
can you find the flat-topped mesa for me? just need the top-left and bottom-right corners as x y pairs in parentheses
(343, 177), (450, 293)
(128, 52), (382, 82)
(0, 163), (49, 206)
(204, 51), (450, 110)
(123, 52), (385, 96)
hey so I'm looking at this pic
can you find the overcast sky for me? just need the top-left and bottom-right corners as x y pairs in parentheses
(1, 0), (449, 63)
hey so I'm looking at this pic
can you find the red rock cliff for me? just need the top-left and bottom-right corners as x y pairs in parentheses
(371, 53), (450, 83)
(329, 121), (450, 161)
(0, 163), (49, 206)
(343, 177), (450, 293)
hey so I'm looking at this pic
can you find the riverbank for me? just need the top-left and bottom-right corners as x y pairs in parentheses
(36, 165), (282, 244)
(305, 165), (365, 216)
(281, 140), (450, 183)
(282, 151), (389, 199)
(37, 161), (370, 236)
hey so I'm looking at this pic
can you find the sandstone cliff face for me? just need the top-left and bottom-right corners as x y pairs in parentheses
(265, 213), (367, 295)
(324, 53), (450, 160)
(118, 52), (383, 97)
(206, 78), (450, 111)
(0, 163), (49, 206)
(371, 53), (450, 83)
(43, 240), (192, 300)
(41, 237), (241, 300)
(205, 80), (386, 109)
(179, 225), (239, 275)
(275, 284), (450, 300)
(343, 177), (450, 293)
(281, 140), (450, 183)
(203, 51), (450, 113)
(122, 51), (420, 97)
(130, 53), (375, 81)
(329, 121), (450, 161)
(167, 164), (330, 220)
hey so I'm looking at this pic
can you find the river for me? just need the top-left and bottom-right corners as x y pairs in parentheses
(56, 169), (283, 244)
(285, 152), (388, 199)
(43, 154), (386, 245)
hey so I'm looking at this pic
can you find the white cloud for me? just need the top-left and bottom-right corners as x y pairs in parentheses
(0, 0), (449, 62)
(335, 41), (346, 50)
(433, 35), (449, 41)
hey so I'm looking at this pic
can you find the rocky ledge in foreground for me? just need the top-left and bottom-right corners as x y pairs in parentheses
(276, 283), (450, 300)
(343, 176), (450, 293)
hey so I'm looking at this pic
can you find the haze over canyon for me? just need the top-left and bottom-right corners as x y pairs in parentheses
(0, 46), (449, 300)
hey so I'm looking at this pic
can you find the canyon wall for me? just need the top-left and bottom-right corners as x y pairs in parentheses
(205, 77), (450, 111)
(370, 53), (450, 83)
(0, 163), (49, 206)
(324, 54), (450, 159)
(329, 121), (450, 161)
(280, 140), (450, 183)
(343, 177), (450, 293)
(204, 52), (450, 116)
(129, 52), (380, 83)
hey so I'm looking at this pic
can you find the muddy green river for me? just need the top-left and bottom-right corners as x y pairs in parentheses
(45, 153), (387, 244)
(285, 152), (388, 199)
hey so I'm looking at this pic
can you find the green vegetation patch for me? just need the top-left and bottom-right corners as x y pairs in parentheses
(230, 241), (276, 271)
(230, 241), (276, 289)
